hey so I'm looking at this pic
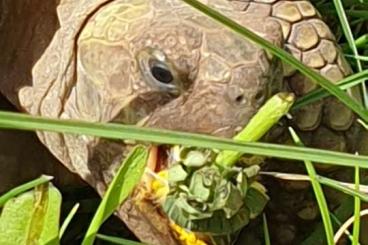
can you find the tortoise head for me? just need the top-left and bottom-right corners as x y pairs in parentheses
(17, 0), (284, 243)
(18, 0), (285, 184)
(64, 0), (283, 138)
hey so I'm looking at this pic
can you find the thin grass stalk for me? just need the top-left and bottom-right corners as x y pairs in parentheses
(294, 70), (368, 110)
(289, 128), (334, 245)
(263, 214), (271, 245)
(0, 111), (368, 167)
(352, 166), (361, 245)
(59, 203), (80, 239)
(333, 0), (368, 108)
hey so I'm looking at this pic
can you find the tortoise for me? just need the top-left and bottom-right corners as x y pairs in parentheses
(0, 0), (366, 244)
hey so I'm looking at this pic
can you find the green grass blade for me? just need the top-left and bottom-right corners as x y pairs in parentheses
(346, 10), (368, 20)
(260, 172), (368, 201)
(293, 70), (368, 110)
(333, 0), (368, 108)
(330, 214), (355, 243)
(302, 197), (354, 245)
(59, 203), (80, 238)
(352, 166), (361, 245)
(181, 0), (368, 122)
(346, 54), (368, 61)
(317, 176), (368, 202)
(0, 111), (368, 168)
(263, 214), (271, 245)
(96, 234), (146, 245)
(289, 128), (334, 245)
(0, 175), (53, 207)
(82, 146), (148, 245)
(354, 34), (368, 48)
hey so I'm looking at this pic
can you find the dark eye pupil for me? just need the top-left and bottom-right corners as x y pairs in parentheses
(151, 66), (174, 84)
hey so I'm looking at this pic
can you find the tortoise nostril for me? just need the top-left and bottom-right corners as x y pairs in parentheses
(235, 95), (245, 104)
(254, 91), (265, 102)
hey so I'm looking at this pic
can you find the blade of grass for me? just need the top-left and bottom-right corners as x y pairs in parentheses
(82, 146), (148, 245)
(96, 234), (146, 245)
(334, 209), (368, 244)
(181, 0), (368, 122)
(263, 214), (271, 245)
(333, 0), (368, 108)
(346, 10), (368, 20)
(293, 70), (368, 110)
(330, 214), (355, 243)
(302, 197), (354, 245)
(59, 203), (80, 238)
(345, 54), (368, 61)
(289, 128), (334, 245)
(260, 172), (368, 201)
(318, 176), (368, 202)
(0, 111), (368, 168)
(0, 175), (53, 207)
(304, 175), (368, 244)
(354, 34), (368, 48)
(352, 166), (361, 245)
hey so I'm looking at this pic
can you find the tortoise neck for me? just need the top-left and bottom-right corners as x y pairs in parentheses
(0, 0), (60, 107)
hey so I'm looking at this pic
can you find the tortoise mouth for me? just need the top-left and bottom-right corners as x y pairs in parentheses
(147, 145), (170, 173)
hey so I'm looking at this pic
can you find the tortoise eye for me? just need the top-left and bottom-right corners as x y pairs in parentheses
(138, 48), (182, 94)
(150, 62), (174, 85)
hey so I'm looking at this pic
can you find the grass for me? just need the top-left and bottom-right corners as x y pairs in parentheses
(332, 0), (368, 108)
(290, 128), (334, 245)
(0, 111), (367, 167)
(82, 146), (148, 245)
(262, 214), (271, 245)
(0, 0), (368, 244)
(59, 203), (80, 238)
(352, 167), (361, 245)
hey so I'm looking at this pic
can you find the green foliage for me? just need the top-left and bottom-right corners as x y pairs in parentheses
(216, 93), (294, 167)
(0, 110), (367, 168)
(0, 146), (148, 245)
(82, 146), (148, 245)
(0, 176), (53, 208)
(290, 128), (334, 245)
(0, 183), (61, 245)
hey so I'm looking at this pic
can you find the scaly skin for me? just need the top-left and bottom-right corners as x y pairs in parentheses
(0, 0), (364, 244)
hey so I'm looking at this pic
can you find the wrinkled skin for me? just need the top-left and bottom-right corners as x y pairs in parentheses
(0, 0), (366, 244)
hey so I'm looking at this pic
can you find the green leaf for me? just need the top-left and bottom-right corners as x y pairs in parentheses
(0, 175), (53, 208)
(82, 146), (149, 245)
(216, 93), (294, 167)
(0, 184), (62, 245)
(180, 0), (368, 122)
(245, 186), (269, 219)
(0, 111), (367, 168)
(59, 203), (80, 239)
